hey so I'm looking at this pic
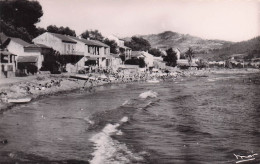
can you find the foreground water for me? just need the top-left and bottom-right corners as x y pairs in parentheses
(0, 72), (260, 164)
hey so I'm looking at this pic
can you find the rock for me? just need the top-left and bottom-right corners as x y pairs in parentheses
(1, 139), (8, 144)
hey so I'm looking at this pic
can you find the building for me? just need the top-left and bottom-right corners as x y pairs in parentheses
(153, 57), (166, 70)
(0, 33), (16, 78)
(106, 35), (132, 60)
(6, 37), (45, 72)
(33, 32), (112, 73)
(1, 33), (51, 75)
(33, 32), (85, 73)
(130, 51), (154, 68)
(174, 48), (181, 60)
(0, 50), (16, 78)
(109, 53), (123, 71)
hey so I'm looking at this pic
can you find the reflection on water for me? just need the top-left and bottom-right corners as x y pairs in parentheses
(0, 73), (260, 163)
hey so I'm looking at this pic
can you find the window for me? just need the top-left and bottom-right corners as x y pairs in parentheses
(1, 55), (8, 63)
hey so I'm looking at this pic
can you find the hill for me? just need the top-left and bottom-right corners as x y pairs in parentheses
(124, 31), (260, 61)
(124, 31), (232, 54)
(205, 36), (260, 61)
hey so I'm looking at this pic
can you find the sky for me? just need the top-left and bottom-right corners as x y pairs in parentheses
(37, 0), (260, 42)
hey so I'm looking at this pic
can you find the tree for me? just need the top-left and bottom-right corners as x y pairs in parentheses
(125, 58), (145, 68)
(185, 47), (195, 68)
(35, 27), (47, 36)
(119, 54), (126, 63)
(81, 30), (104, 41)
(125, 36), (151, 51)
(103, 38), (118, 54)
(0, 0), (43, 40)
(196, 59), (209, 69)
(47, 25), (76, 36)
(163, 48), (177, 67)
(148, 48), (164, 57)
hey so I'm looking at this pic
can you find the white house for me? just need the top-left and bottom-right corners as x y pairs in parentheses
(106, 35), (132, 60)
(6, 37), (46, 73)
(33, 32), (85, 73)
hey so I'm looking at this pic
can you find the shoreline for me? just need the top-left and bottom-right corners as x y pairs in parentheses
(0, 68), (259, 113)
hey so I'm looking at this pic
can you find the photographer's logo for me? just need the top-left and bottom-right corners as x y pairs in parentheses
(233, 153), (258, 163)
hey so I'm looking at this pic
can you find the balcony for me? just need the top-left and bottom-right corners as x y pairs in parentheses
(63, 50), (84, 56)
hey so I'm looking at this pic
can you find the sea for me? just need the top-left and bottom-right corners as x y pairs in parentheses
(0, 71), (260, 164)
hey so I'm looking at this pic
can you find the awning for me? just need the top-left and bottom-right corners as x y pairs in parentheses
(17, 56), (38, 63)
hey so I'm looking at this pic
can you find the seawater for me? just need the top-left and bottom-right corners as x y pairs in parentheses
(0, 72), (260, 164)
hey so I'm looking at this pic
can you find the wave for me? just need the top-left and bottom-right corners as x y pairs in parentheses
(122, 100), (129, 106)
(139, 91), (158, 99)
(89, 116), (143, 164)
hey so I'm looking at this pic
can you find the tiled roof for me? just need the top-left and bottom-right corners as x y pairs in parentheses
(68, 36), (110, 47)
(10, 37), (31, 46)
(0, 33), (10, 45)
(49, 32), (77, 44)
(90, 40), (110, 48)
(68, 36), (100, 46)
(17, 56), (38, 63)
(119, 45), (131, 49)
(25, 43), (51, 49)
(131, 51), (143, 58)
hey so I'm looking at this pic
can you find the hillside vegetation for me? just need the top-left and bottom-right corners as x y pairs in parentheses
(206, 36), (260, 61)
(124, 31), (260, 61)
(124, 31), (232, 53)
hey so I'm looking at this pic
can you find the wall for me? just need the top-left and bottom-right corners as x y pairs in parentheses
(33, 33), (76, 55)
(6, 41), (24, 56)
(33, 33), (62, 53)
(23, 50), (43, 69)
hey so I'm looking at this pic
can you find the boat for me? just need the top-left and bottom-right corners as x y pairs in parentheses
(8, 97), (32, 103)
(147, 78), (160, 83)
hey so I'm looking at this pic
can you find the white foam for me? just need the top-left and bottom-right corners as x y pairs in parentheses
(139, 90), (158, 99)
(120, 116), (128, 123)
(89, 116), (143, 164)
(102, 123), (120, 134)
(207, 79), (215, 82)
(122, 100), (129, 105)
(84, 117), (94, 125)
(116, 130), (123, 135)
